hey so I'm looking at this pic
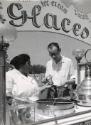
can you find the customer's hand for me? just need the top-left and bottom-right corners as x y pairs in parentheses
(39, 83), (52, 92)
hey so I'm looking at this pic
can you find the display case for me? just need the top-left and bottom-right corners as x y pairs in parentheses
(6, 98), (91, 125)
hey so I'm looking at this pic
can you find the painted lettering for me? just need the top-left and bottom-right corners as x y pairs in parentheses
(44, 13), (60, 30)
(73, 23), (81, 36)
(31, 5), (41, 28)
(7, 2), (89, 40)
(61, 18), (71, 33)
(7, 3), (27, 27)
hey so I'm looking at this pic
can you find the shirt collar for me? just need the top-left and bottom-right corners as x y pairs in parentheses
(52, 55), (65, 64)
(13, 69), (27, 78)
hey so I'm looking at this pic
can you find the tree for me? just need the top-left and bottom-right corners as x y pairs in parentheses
(30, 64), (46, 74)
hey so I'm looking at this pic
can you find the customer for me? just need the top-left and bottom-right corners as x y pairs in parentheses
(6, 54), (50, 102)
(44, 42), (76, 98)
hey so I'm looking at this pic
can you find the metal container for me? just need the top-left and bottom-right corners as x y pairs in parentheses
(77, 66), (91, 106)
(36, 98), (75, 116)
(37, 98), (74, 109)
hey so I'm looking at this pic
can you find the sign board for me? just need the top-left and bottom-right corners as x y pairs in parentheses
(1, 0), (91, 45)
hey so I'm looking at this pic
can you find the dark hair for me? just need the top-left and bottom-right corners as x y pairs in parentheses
(48, 42), (61, 51)
(10, 54), (30, 70)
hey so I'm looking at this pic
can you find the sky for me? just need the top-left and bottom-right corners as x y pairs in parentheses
(3, 0), (91, 67)
(7, 31), (91, 67)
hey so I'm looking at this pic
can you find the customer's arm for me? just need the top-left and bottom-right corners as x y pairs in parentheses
(31, 78), (51, 95)
(39, 83), (52, 92)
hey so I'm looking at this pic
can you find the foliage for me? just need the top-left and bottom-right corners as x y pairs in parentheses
(30, 64), (46, 74)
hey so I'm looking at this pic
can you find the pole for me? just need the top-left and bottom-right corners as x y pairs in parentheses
(0, 50), (6, 125)
(77, 62), (80, 84)
(0, 36), (9, 125)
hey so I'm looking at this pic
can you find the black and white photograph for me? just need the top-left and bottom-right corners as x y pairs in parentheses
(0, 0), (91, 124)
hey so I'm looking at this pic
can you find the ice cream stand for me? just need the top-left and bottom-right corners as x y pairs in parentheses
(1, 0), (91, 125)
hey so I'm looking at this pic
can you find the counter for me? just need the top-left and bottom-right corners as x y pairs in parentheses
(6, 102), (91, 125)
(32, 106), (91, 125)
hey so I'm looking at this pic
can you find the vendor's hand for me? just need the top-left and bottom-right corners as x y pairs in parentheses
(65, 79), (76, 89)
(42, 75), (53, 85)
(47, 75), (52, 83)
(42, 79), (53, 85)
(65, 79), (75, 84)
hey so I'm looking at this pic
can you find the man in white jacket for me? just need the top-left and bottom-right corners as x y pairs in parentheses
(45, 42), (76, 98)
